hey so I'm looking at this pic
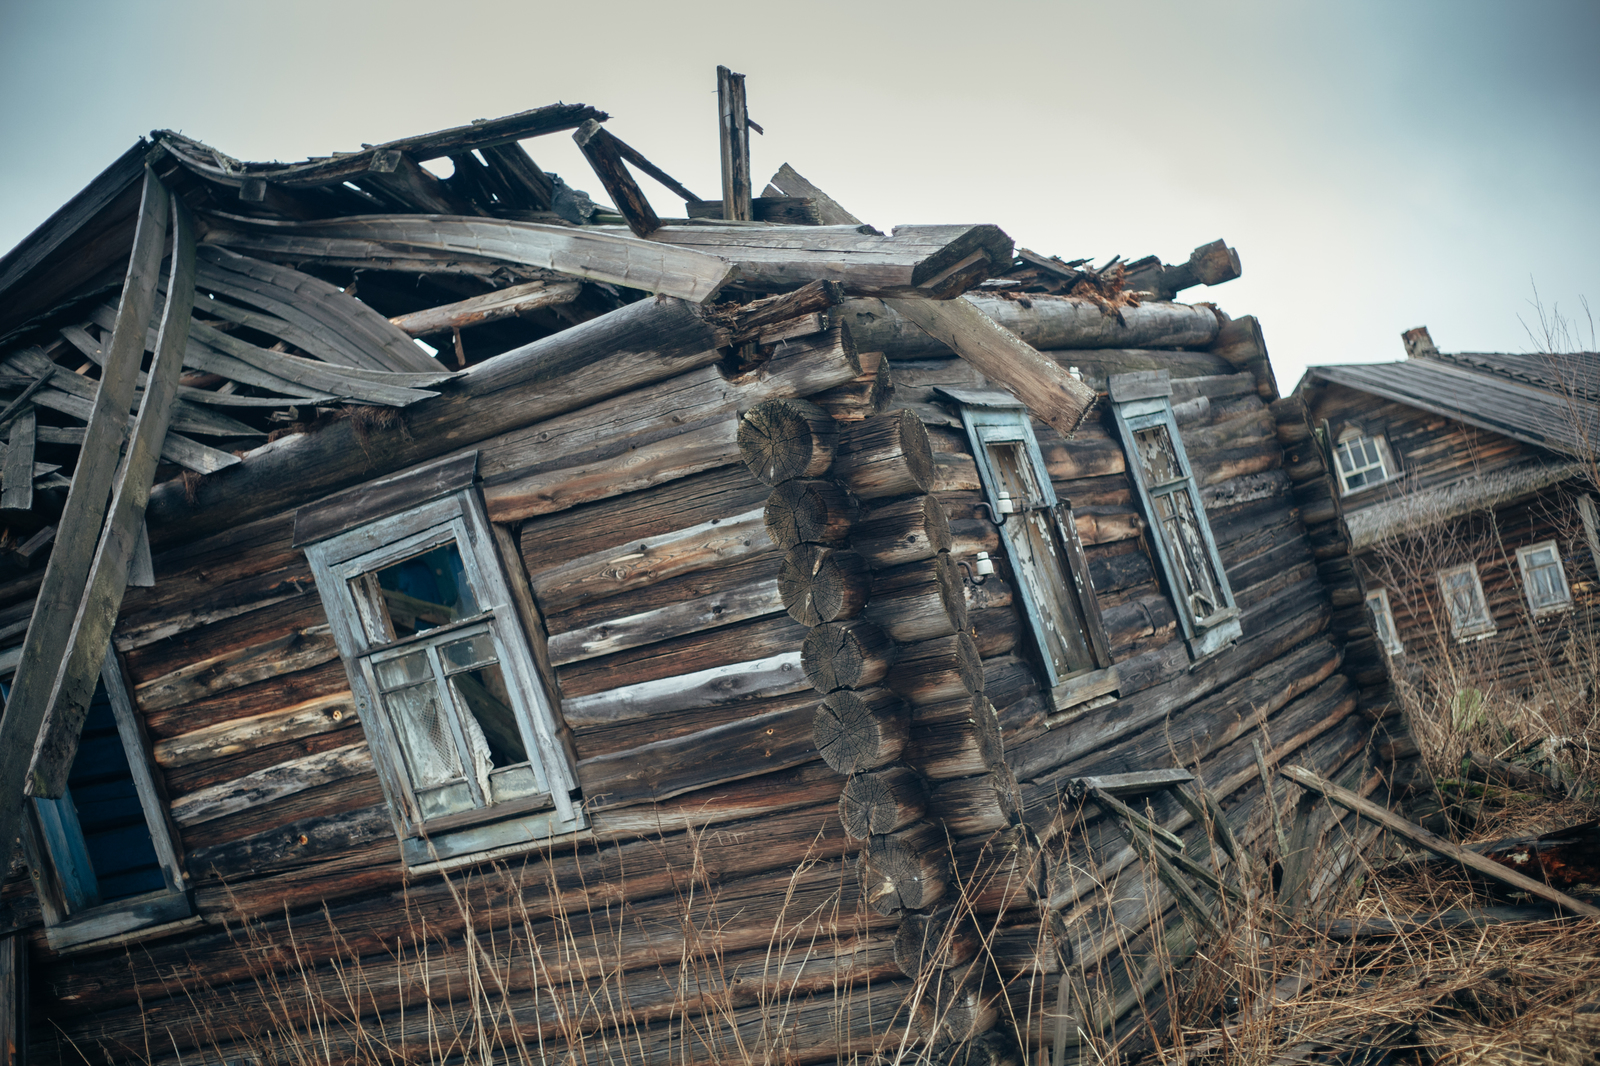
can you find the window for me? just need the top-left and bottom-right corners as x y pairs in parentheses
(1437, 563), (1495, 639)
(302, 468), (583, 866)
(1108, 371), (1242, 658)
(7, 649), (191, 950)
(1365, 588), (1404, 656)
(1515, 541), (1571, 616)
(1332, 429), (1396, 495)
(944, 389), (1116, 710)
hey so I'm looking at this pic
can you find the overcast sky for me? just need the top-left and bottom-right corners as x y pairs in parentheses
(2, 0), (1596, 389)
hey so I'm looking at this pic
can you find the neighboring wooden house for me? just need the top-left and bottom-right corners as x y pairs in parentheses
(1297, 328), (1600, 738)
(0, 84), (1402, 1066)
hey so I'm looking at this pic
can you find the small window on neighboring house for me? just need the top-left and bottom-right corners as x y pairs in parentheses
(1108, 371), (1242, 659)
(301, 466), (584, 867)
(943, 389), (1117, 710)
(1438, 563), (1496, 639)
(1333, 429), (1396, 495)
(1365, 588), (1404, 656)
(4, 649), (192, 950)
(1516, 541), (1571, 616)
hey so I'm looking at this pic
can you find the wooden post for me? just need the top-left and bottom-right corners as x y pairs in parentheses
(30, 195), (197, 798)
(0, 167), (169, 846)
(0, 409), (36, 513)
(716, 65), (752, 222)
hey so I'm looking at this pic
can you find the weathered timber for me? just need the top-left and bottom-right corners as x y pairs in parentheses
(717, 65), (752, 221)
(927, 770), (1021, 837)
(132, 619), (340, 715)
(150, 692), (355, 768)
(764, 478), (858, 549)
(834, 409), (935, 500)
(388, 279), (581, 336)
(836, 295), (1222, 358)
(909, 973), (1000, 1044)
(686, 196), (823, 223)
(811, 350), (892, 421)
(1279, 765), (1600, 918)
(814, 687), (908, 774)
(778, 543), (870, 625)
(894, 904), (981, 977)
(854, 493), (953, 567)
(912, 696), (1004, 779)
(886, 296), (1098, 438)
(168, 743), (372, 826)
(801, 618), (895, 693)
(859, 822), (949, 914)
(146, 296), (730, 545)
(955, 825), (1042, 913)
(1210, 314), (1267, 367)
(546, 577), (783, 665)
(737, 397), (838, 484)
(722, 279), (845, 344)
(577, 698), (817, 809)
(868, 551), (968, 642)
(884, 631), (984, 704)
(530, 508), (769, 614)
(573, 119), (660, 238)
(970, 603), (1023, 659)
(839, 765), (927, 838)
(555, 612), (806, 700)
(561, 651), (807, 729)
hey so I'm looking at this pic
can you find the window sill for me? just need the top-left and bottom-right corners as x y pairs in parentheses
(1046, 666), (1120, 724)
(1188, 613), (1243, 661)
(1337, 475), (1400, 499)
(402, 804), (588, 868)
(1452, 626), (1498, 643)
(45, 888), (194, 952)
(1530, 602), (1573, 619)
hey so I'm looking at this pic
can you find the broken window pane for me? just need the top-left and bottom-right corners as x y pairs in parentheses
(361, 543), (479, 639)
(1151, 487), (1227, 622)
(1133, 425), (1184, 486)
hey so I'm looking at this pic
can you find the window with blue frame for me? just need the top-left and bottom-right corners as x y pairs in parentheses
(1108, 370), (1242, 659)
(941, 388), (1116, 711)
(7, 649), (190, 948)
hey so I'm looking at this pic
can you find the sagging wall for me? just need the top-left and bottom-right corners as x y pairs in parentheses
(1, 298), (1403, 1066)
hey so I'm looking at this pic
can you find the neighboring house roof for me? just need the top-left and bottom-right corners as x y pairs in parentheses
(1306, 352), (1600, 459)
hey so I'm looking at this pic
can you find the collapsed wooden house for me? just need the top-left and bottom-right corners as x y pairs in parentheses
(1296, 330), (1600, 743)
(0, 72), (1412, 1066)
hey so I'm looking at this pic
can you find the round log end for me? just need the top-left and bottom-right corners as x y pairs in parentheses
(737, 398), (840, 485)
(814, 688), (908, 775)
(801, 619), (895, 693)
(779, 544), (870, 626)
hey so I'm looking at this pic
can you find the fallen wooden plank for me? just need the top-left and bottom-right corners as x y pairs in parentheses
(388, 279), (582, 336)
(1278, 764), (1600, 918)
(0, 166), (169, 843)
(29, 193), (199, 799)
(203, 217), (739, 304)
(1, 408), (36, 512)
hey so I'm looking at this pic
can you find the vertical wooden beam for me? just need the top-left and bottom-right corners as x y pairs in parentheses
(573, 120), (661, 238)
(0, 933), (22, 1066)
(0, 410), (36, 512)
(0, 165), (168, 848)
(717, 65), (752, 221)
(29, 195), (197, 798)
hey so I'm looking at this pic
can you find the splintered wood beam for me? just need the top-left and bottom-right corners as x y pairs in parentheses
(387, 280), (583, 336)
(603, 133), (702, 204)
(157, 102), (607, 189)
(573, 119), (661, 238)
(1278, 764), (1600, 919)
(1, 409), (36, 512)
(886, 296), (1098, 438)
(0, 167), (169, 844)
(205, 217), (739, 304)
(479, 143), (556, 211)
(717, 65), (752, 221)
(766, 163), (862, 226)
(28, 194), (198, 799)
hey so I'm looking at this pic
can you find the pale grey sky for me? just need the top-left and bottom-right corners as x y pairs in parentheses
(2, 0), (1596, 389)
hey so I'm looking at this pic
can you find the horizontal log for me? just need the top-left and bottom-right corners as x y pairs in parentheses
(556, 612), (807, 701)
(547, 576), (782, 665)
(836, 295), (1222, 359)
(859, 822), (949, 914)
(969, 603), (1022, 659)
(561, 651), (808, 729)
(911, 696), (1003, 780)
(834, 409), (935, 500)
(894, 904), (981, 977)
(867, 552), (968, 643)
(146, 296), (732, 547)
(388, 279), (582, 335)
(839, 765), (927, 838)
(531, 508), (770, 614)
(169, 743), (372, 827)
(151, 692), (355, 768)
(810, 350), (892, 421)
(927, 770), (1021, 837)
(885, 631), (984, 704)
(779, 543), (870, 625)
(953, 826), (1042, 914)
(801, 618), (896, 693)
(763, 478), (858, 550)
(133, 622), (339, 714)
(814, 687), (908, 774)
(720, 279), (845, 344)
(853, 494), (953, 568)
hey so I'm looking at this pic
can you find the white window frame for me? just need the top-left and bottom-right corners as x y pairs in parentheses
(1437, 563), (1496, 640)
(1108, 371), (1242, 659)
(944, 390), (1118, 711)
(1332, 429), (1398, 496)
(1365, 588), (1404, 656)
(1515, 540), (1572, 617)
(303, 485), (584, 866)
(5, 648), (192, 951)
